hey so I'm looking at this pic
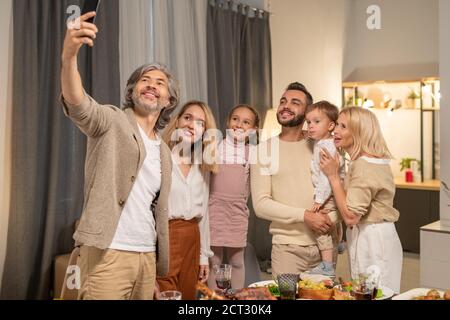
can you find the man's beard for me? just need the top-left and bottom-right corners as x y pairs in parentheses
(132, 91), (165, 114)
(277, 112), (305, 128)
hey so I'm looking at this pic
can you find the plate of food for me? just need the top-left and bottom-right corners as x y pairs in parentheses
(334, 281), (395, 300)
(392, 288), (450, 300)
(248, 280), (280, 298)
(249, 280), (315, 300)
(375, 286), (395, 300)
(197, 282), (277, 300)
(299, 272), (333, 283)
(248, 280), (276, 288)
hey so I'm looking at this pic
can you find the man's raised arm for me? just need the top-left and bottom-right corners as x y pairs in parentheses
(61, 11), (98, 105)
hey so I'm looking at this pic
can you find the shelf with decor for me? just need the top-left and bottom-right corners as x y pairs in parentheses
(341, 77), (441, 183)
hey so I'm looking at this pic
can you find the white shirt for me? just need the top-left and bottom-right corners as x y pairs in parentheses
(168, 155), (213, 265)
(109, 126), (161, 252)
(360, 156), (391, 165)
(311, 138), (344, 204)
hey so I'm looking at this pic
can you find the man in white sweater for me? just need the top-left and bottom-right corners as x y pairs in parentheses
(251, 82), (340, 278)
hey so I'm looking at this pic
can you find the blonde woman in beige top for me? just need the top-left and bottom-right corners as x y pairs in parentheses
(320, 107), (403, 293)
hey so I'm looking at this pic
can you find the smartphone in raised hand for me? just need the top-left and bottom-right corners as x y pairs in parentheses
(82, 0), (101, 24)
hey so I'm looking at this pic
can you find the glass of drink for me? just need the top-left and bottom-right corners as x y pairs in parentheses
(277, 274), (299, 300)
(213, 264), (232, 294)
(159, 290), (182, 300)
(351, 273), (377, 300)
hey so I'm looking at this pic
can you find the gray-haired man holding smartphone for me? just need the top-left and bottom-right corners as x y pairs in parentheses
(61, 11), (179, 300)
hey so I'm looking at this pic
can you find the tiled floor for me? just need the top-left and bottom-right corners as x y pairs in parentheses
(260, 251), (420, 293)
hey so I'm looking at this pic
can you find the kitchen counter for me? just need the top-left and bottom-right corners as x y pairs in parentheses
(394, 179), (440, 253)
(395, 178), (440, 191)
(421, 221), (450, 234)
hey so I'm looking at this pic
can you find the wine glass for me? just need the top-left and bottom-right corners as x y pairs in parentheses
(213, 264), (232, 294)
(159, 290), (182, 300)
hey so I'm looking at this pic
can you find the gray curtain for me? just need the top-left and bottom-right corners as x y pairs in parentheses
(153, 0), (209, 109)
(1, 0), (120, 300)
(207, 0), (272, 131)
(119, 0), (154, 104)
(207, 0), (273, 269)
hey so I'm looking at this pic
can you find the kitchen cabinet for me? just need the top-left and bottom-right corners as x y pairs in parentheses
(394, 182), (440, 254)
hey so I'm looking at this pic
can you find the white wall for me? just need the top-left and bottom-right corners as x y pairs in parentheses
(343, 0), (438, 179)
(439, 0), (450, 225)
(270, 0), (348, 107)
(270, 0), (439, 103)
(270, 0), (438, 179)
(344, 0), (439, 81)
(0, 0), (13, 288)
(371, 109), (421, 178)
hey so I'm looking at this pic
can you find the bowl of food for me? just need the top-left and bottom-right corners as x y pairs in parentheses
(334, 279), (388, 300)
(298, 279), (334, 300)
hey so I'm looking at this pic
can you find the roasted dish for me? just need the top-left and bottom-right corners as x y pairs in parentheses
(196, 282), (227, 300)
(413, 289), (450, 300)
(232, 287), (277, 300)
(196, 282), (276, 300)
(332, 288), (355, 300)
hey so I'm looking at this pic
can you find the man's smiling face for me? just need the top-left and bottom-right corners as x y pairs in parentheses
(276, 90), (308, 127)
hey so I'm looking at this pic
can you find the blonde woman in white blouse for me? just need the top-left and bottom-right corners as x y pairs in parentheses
(320, 107), (403, 293)
(156, 101), (218, 300)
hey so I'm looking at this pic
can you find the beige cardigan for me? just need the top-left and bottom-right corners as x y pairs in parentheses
(61, 94), (171, 277)
(345, 157), (399, 224)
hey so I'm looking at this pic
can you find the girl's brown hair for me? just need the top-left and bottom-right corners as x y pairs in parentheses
(226, 104), (261, 144)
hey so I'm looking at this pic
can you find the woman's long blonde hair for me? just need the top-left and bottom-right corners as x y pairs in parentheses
(162, 101), (219, 173)
(341, 107), (393, 160)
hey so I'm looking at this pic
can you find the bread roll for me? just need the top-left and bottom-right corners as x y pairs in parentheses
(426, 289), (441, 299)
(444, 290), (450, 300)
